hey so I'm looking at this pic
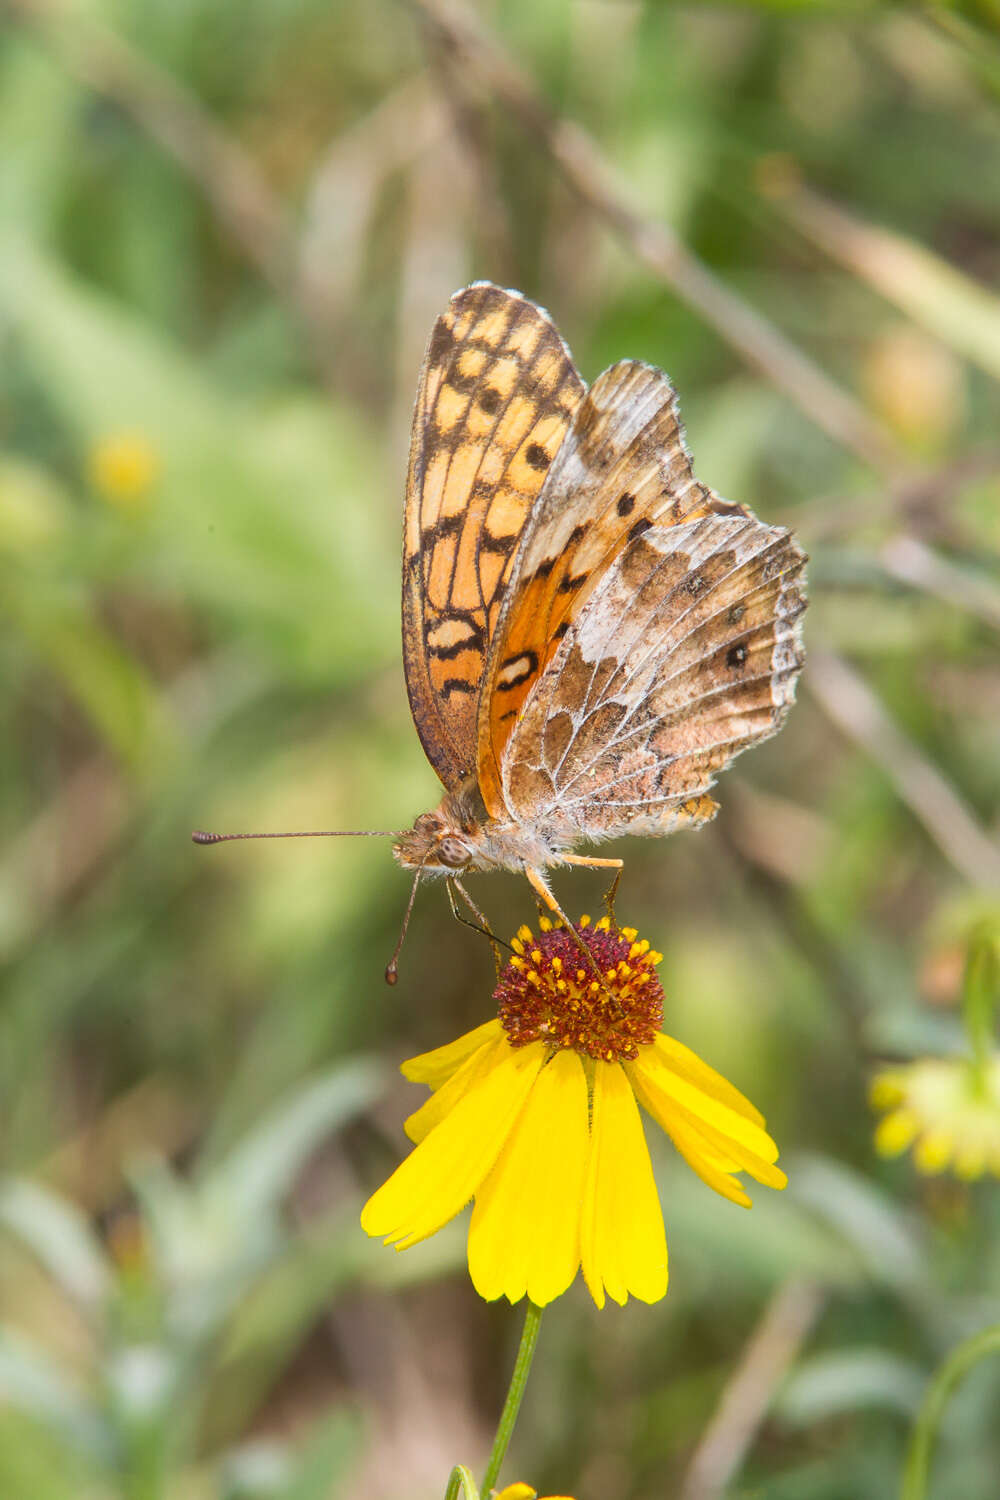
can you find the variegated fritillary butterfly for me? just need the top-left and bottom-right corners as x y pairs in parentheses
(393, 282), (807, 916)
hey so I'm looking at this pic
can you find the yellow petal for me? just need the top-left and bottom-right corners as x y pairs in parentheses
(494, 1487), (537, 1500)
(633, 1059), (785, 1192)
(580, 1064), (668, 1309)
(874, 1108), (919, 1158)
(469, 1050), (589, 1306)
(406, 1030), (510, 1143)
(914, 1128), (953, 1174)
(653, 1033), (765, 1127)
(869, 1071), (906, 1111)
(361, 1043), (545, 1249)
(629, 1065), (742, 1175)
(677, 1105), (787, 1190)
(634, 1049), (781, 1166)
(650, 1103), (751, 1208)
(402, 1020), (503, 1088)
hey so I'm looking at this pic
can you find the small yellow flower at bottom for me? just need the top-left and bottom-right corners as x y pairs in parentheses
(362, 917), (785, 1308)
(493, 1486), (575, 1500)
(871, 1055), (1000, 1179)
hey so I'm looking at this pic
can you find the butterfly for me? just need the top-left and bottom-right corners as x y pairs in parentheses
(392, 282), (806, 920)
(194, 282), (806, 966)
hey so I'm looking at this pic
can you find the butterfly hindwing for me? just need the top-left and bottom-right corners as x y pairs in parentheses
(498, 513), (807, 838)
(402, 283), (585, 789)
(476, 360), (726, 813)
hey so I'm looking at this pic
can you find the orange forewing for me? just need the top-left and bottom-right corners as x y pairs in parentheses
(402, 284), (584, 788)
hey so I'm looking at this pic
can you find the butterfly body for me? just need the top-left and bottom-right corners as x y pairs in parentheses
(393, 782), (570, 876)
(397, 282), (806, 897)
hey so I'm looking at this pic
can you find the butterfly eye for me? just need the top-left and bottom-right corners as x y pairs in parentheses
(438, 836), (469, 868)
(413, 813), (439, 834)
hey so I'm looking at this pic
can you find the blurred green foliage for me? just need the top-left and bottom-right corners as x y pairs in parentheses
(2, 1), (1000, 1497)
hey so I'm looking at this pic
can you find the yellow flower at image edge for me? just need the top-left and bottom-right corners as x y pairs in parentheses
(493, 1486), (574, 1500)
(362, 917), (786, 1308)
(872, 1056), (1000, 1179)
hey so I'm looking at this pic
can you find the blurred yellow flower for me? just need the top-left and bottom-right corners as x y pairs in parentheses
(863, 324), (964, 452)
(362, 916), (785, 1308)
(871, 1056), (1000, 1179)
(493, 1486), (574, 1500)
(87, 432), (160, 510)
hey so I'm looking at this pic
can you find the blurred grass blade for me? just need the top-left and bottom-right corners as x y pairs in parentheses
(788, 1155), (928, 1297)
(3, 579), (167, 771)
(0, 1330), (109, 1461)
(0, 1177), (111, 1308)
(0, 457), (71, 553)
(778, 185), (1000, 381)
(778, 1349), (926, 1425)
(0, 238), (393, 676)
(206, 1058), (385, 1221)
(277, 1410), (363, 1500)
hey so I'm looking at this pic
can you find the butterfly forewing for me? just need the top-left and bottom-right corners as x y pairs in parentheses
(475, 361), (727, 813)
(499, 513), (806, 839)
(402, 283), (585, 789)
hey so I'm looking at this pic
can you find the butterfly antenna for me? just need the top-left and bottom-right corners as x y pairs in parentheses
(192, 829), (402, 845)
(385, 864), (426, 987)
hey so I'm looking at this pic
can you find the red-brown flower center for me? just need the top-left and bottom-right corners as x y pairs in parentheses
(495, 917), (664, 1062)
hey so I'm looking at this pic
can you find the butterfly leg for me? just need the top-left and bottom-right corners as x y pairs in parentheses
(561, 853), (624, 929)
(447, 877), (508, 978)
(526, 867), (623, 1011)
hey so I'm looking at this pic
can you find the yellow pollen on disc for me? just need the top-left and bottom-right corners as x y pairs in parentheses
(495, 920), (666, 1063)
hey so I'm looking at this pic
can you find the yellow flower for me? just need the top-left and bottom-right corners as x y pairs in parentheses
(493, 1486), (574, 1500)
(87, 432), (160, 511)
(871, 1055), (1000, 1179)
(362, 917), (785, 1308)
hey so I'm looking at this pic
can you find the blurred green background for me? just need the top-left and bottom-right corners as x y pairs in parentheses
(3, 1), (1000, 1496)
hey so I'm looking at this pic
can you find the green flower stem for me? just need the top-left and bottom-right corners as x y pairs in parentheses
(901, 1322), (1000, 1500)
(445, 1466), (480, 1500)
(480, 1301), (544, 1497)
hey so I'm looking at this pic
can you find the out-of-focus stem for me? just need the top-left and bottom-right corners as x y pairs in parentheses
(901, 1324), (1000, 1500)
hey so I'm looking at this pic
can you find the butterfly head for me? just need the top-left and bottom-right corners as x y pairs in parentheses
(393, 809), (474, 874)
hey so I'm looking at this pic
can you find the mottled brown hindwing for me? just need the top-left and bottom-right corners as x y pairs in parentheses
(402, 284), (585, 789)
(500, 514), (807, 838)
(476, 361), (729, 813)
